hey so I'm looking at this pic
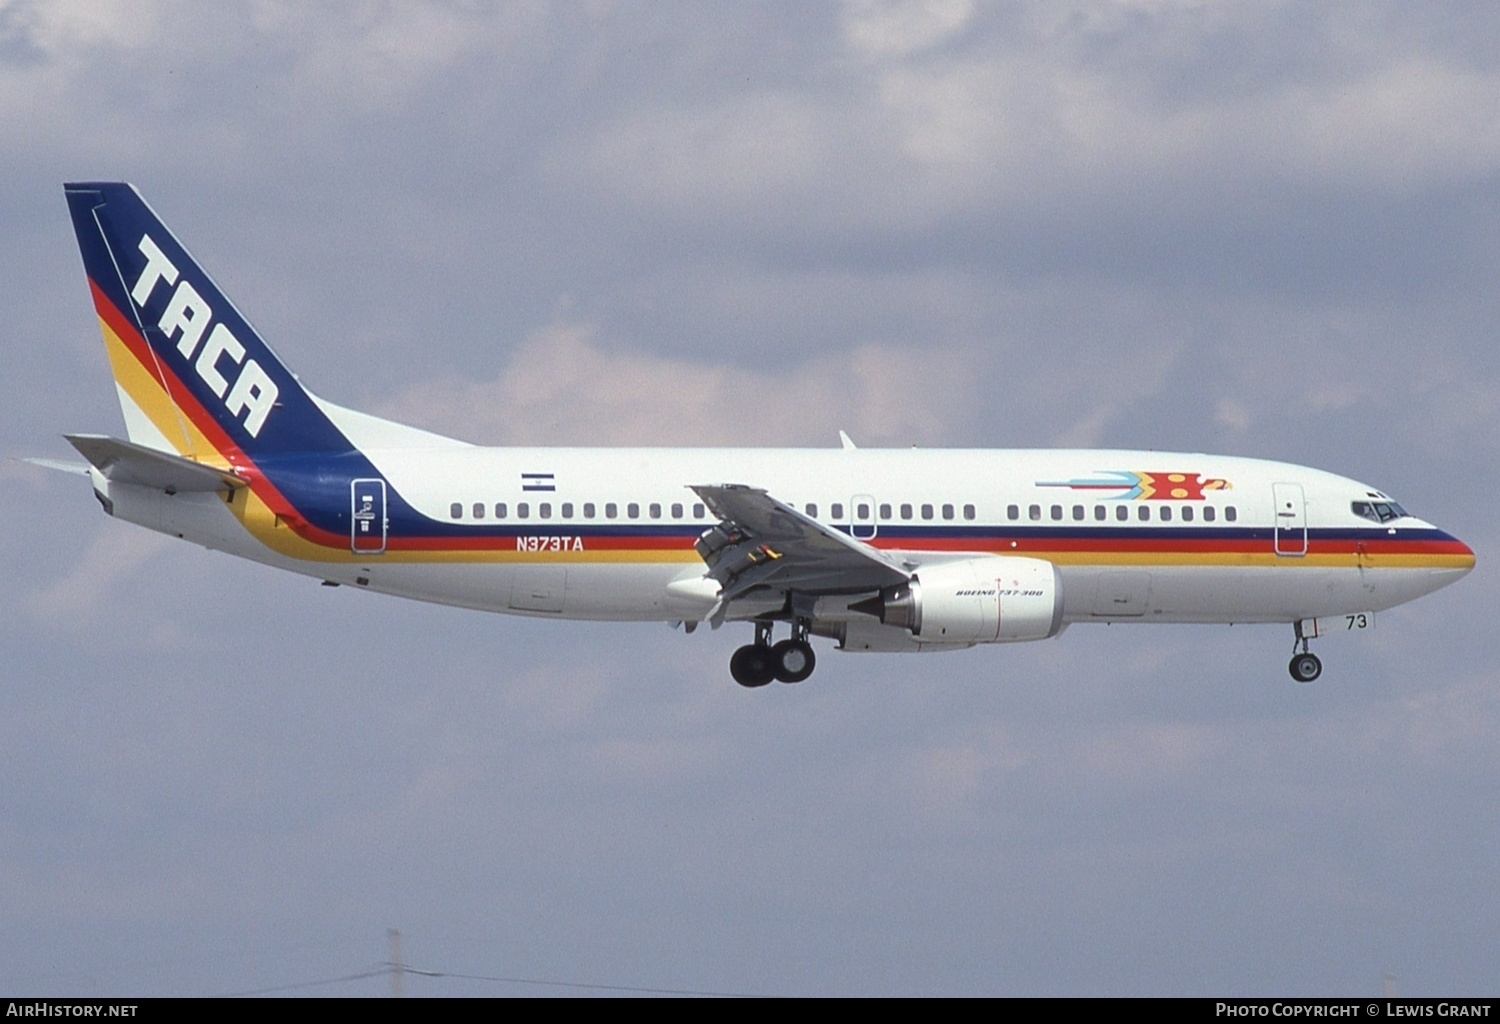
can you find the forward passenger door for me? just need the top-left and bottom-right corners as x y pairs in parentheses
(1272, 483), (1307, 556)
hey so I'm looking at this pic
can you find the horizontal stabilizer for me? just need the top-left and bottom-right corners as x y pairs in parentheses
(21, 456), (91, 477)
(65, 434), (246, 493)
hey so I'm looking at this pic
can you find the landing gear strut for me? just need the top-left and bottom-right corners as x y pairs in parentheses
(730, 620), (816, 687)
(1288, 624), (1322, 683)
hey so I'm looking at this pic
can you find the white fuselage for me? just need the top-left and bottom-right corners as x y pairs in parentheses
(92, 445), (1474, 637)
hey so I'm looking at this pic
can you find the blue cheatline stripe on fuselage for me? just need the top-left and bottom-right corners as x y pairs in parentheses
(800, 525), (1468, 546)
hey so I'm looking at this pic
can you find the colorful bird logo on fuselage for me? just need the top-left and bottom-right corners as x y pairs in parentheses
(1036, 471), (1232, 500)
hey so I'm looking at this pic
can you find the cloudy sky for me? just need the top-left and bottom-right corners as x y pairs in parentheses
(3, 0), (1497, 997)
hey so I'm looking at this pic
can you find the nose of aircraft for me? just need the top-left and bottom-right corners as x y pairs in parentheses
(1454, 534), (1476, 571)
(1393, 523), (1476, 607)
(1395, 516), (1475, 596)
(1433, 524), (1476, 581)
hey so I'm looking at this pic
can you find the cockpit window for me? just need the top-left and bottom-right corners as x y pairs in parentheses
(1352, 500), (1409, 523)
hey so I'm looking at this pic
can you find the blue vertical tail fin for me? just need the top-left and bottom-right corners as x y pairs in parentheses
(64, 182), (354, 463)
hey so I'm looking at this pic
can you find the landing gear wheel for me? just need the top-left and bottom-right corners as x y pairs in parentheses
(1289, 652), (1322, 683)
(730, 644), (776, 688)
(771, 639), (816, 683)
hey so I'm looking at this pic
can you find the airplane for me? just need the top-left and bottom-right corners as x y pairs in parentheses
(48, 182), (1475, 687)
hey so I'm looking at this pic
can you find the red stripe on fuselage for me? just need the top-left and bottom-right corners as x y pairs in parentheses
(391, 534), (693, 552)
(863, 534), (1471, 557)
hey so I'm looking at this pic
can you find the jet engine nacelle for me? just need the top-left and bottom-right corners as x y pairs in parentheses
(855, 555), (1064, 643)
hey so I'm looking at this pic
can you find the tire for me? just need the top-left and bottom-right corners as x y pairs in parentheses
(730, 644), (776, 687)
(771, 639), (816, 683)
(1289, 652), (1322, 683)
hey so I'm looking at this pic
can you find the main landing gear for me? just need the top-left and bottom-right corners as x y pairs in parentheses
(730, 621), (816, 687)
(1288, 623), (1323, 683)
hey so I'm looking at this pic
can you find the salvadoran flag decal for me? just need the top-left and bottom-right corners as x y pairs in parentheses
(521, 472), (556, 492)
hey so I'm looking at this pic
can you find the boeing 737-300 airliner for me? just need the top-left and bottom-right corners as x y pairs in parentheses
(48, 183), (1475, 687)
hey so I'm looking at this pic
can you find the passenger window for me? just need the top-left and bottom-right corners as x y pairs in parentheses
(921, 504), (933, 520)
(901, 503), (913, 520)
(963, 504), (976, 521)
(1138, 505), (1150, 521)
(450, 502), (462, 520)
(1203, 506), (1216, 522)
(880, 503), (892, 520)
(671, 503), (683, 519)
(942, 504), (954, 520)
(517, 503), (530, 519)
(1225, 507), (1237, 522)
(858, 502), (871, 519)
(1050, 505), (1062, 521)
(562, 502), (574, 518)
(1116, 505), (1128, 521)
(1029, 504), (1041, 521)
(806, 503), (817, 517)
(1072, 505), (1084, 521)
(627, 503), (640, 518)
(540, 503), (552, 519)
(1094, 505), (1105, 522)
(496, 502), (508, 519)
(831, 503), (844, 519)
(1160, 506), (1172, 522)
(693, 503), (706, 519)
(1181, 506), (1193, 522)
(1007, 504), (1019, 521)
(605, 502), (618, 519)
(583, 503), (595, 519)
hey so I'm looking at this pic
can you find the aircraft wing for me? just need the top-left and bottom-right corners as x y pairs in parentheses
(65, 434), (247, 493)
(690, 484), (909, 604)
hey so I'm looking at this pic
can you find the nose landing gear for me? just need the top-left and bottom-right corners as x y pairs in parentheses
(1288, 622), (1322, 682)
(730, 620), (817, 687)
(1289, 650), (1323, 683)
